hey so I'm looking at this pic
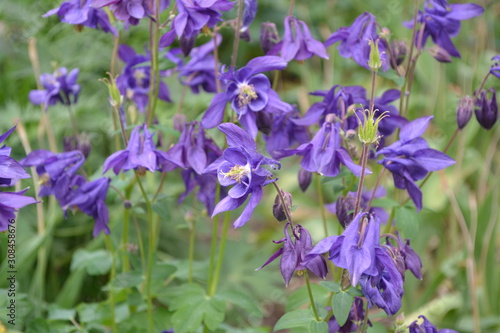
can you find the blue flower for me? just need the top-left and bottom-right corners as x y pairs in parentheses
(91, 0), (168, 25)
(474, 88), (498, 130)
(409, 315), (458, 333)
(325, 12), (389, 71)
(44, 0), (117, 35)
(0, 189), (38, 232)
(377, 116), (455, 210)
(491, 55), (500, 79)
(404, 0), (484, 59)
(29, 67), (81, 110)
(0, 126), (31, 186)
(201, 56), (292, 138)
(204, 123), (279, 228)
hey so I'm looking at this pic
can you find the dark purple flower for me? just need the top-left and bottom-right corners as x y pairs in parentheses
(63, 177), (111, 237)
(0, 126), (31, 186)
(390, 40), (407, 68)
(474, 88), (498, 130)
(91, 0), (167, 25)
(456, 95), (473, 130)
(117, 45), (171, 112)
(29, 67), (81, 110)
(306, 212), (381, 286)
(173, 0), (234, 52)
(328, 297), (371, 333)
(204, 123), (280, 228)
(260, 22), (280, 55)
(325, 12), (389, 71)
(0, 189), (38, 232)
(409, 315), (458, 333)
(103, 124), (179, 175)
(404, 0), (484, 59)
(20, 150), (85, 206)
(43, 0), (117, 35)
(394, 232), (423, 280)
(201, 56), (292, 138)
(491, 55), (500, 79)
(277, 120), (365, 178)
(269, 16), (328, 62)
(377, 116), (455, 210)
(256, 223), (327, 286)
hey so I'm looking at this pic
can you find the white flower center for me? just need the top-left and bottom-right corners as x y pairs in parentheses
(237, 83), (258, 108)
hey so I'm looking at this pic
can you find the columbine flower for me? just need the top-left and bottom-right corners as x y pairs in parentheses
(0, 126), (31, 186)
(260, 22), (280, 55)
(403, 0), (484, 59)
(474, 88), (498, 130)
(0, 189), (38, 232)
(103, 124), (179, 175)
(456, 95), (474, 130)
(91, 0), (167, 25)
(239, 0), (258, 41)
(409, 315), (458, 333)
(325, 12), (389, 71)
(117, 45), (171, 112)
(204, 123), (280, 228)
(491, 55), (500, 79)
(63, 177), (111, 237)
(43, 0), (117, 35)
(29, 67), (81, 110)
(201, 56), (292, 138)
(376, 116), (455, 211)
(256, 222), (327, 286)
(277, 119), (365, 178)
(268, 16), (329, 62)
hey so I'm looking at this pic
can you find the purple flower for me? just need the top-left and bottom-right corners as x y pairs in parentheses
(368, 89), (407, 137)
(43, 0), (117, 35)
(117, 45), (171, 112)
(29, 67), (81, 110)
(277, 120), (365, 178)
(0, 126), (31, 186)
(474, 88), (498, 130)
(173, 0), (234, 53)
(204, 123), (280, 228)
(325, 12), (389, 71)
(201, 56), (292, 138)
(409, 315), (458, 333)
(491, 55), (500, 79)
(20, 150), (85, 206)
(269, 16), (329, 62)
(103, 124), (179, 175)
(63, 177), (111, 237)
(328, 297), (371, 333)
(306, 212), (381, 286)
(91, 0), (167, 25)
(0, 189), (38, 232)
(239, 0), (257, 41)
(404, 0), (484, 59)
(256, 223), (327, 286)
(260, 22), (280, 55)
(456, 95), (474, 130)
(395, 232), (423, 280)
(377, 116), (455, 211)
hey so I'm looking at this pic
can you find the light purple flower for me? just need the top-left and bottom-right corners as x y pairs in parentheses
(43, 0), (117, 35)
(0, 126), (31, 186)
(91, 0), (168, 25)
(29, 67), (81, 110)
(0, 189), (38, 232)
(201, 56), (292, 138)
(204, 123), (280, 228)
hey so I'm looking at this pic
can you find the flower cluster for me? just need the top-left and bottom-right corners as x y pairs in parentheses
(29, 67), (81, 110)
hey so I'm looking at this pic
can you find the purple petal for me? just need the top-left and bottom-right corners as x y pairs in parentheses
(246, 56), (288, 75)
(233, 186), (262, 228)
(201, 93), (229, 129)
(218, 123), (256, 150)
(400, 116), (433, 142)
(212, 194), (247, 218)
(447, 3), (484, 20)
(413, 148), (455, 171)
(256, 247), (284, 270)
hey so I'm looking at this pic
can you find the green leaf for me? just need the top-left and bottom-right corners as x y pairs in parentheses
(218, 289), (262, 318)
(395, 205), (419, 238)
(172, 302), (205, 333)
(108, 271), (144, 290)
(203, 296), (226, 330)
(378, 69), (405, 86)
(274, 309), (314, 331)
(319, 281), (341, 293)
(308, 320), (329, 333)
(47, 305), (76, 321)
(25, 318), (51, 333)
(332, 291), (354, 327)
(346, 287), (364, 297)
(70, 249), (112, 276)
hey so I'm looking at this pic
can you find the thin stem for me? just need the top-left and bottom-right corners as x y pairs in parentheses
(472, 72), (491, 103)
(122, 206), (131, 273)
(209, 211), (230, 296)
(207, 184), (221, 291)
(316, 174), (328, 236)
(104, 236), (118, 333)
(213, 28), (222, 93)
(354, 144), (369, 215)
(288, 0), (295, 16)
(152, 172), (167, 202)
(188, 218), (196, 283)
(271, 181), (294, 226)
(114, 105), (128, 147)
(369, 70), (377, 113)
(359, 299), (370, 333)
(110, 34), (120, 78)
(366, 167), (386, 211)
(66, 103), (79, 135)
(147, 0), (161, 127)
(133, 213), (147, 271)
(230, 0), (244, 68)
(403, 22), (426, 117)
(304, 270), (321, 322)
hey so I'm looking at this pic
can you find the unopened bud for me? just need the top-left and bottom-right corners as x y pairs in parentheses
(368, 39), (383, 71)
(456, 96), (473, 130)
(428, 45), (452, 63)
(256, 110), (273, 135)
(298, 168), (312, 192)
(63, 133), (91, 158)
(260, 22), (279, 55)
(173, 114), (187, 132)
(390, 40), (407, 68)
(99, 73), (122, 108)
(273, 190), (293, 222)
(475, 88), (498, 130)
(124, 200), (132, 209)
(180, 35), (195, 56)
(335, 195), (356, 228)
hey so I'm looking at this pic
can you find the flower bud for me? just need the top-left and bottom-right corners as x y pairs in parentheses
(273, 190), (293, 222)
(99, 73), (122, 108)
(260, 22), (279, 55)
(173, 113), (187, 132)
(456, 95), (473, 130)
(428, 45), (452, 63)
(298, 168), (312, 192)
(335, 195), (356, 228)
(256, 110), (273, 135)
(390, 40), (407, 68)
(63, 133), (91, 158)
(475, 88), (498, 130)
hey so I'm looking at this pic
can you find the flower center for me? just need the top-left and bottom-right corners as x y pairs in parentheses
(133, 68), (147, 87)
(221, 164), (249, 183)
(237, 83), (258, 108)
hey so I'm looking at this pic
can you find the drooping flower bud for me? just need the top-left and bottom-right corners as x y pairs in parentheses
(390, 40), (407, 68)
(173, 114), (187, 132)
(63, 134), (91, 158)
(456, 95), (474, 130)
(335, 195), (356, 228)
(298, 168), (312, 192)
(260, 22), (279, 55)
(428, 44), (452, 63)
(273, 190), (293, 222)
(475, 88), (498, 130)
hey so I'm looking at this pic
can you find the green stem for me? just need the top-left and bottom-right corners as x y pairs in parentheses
(354, 144), (369, 215)
(207, 184), (221, 292)
(304, 270), (321, 321)
(146, 0), (161, 127)
(359, 299), (370, 333)
(122, 206), (130, 273)
(67, 103), (79, 135)
(209, 211), (230, 296)
(316, 174), (328, 236)
(188, 217), (197, 283)
(230, 0), (244, 68)
(104, 236), (118, 333)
